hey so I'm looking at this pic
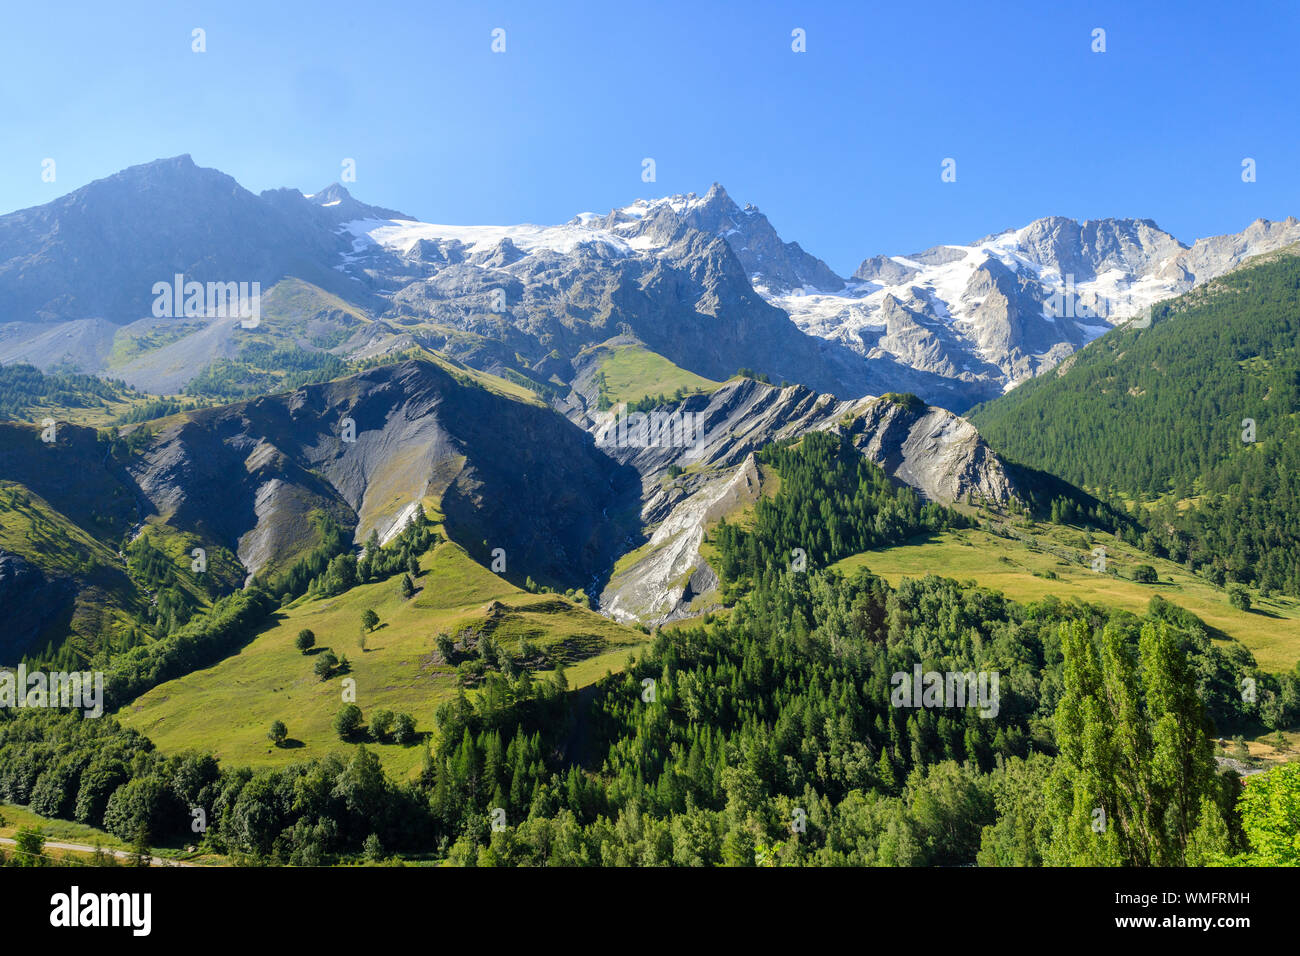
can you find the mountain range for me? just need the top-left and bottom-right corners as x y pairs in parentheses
(2, 154), (1298, 652)
(4, 156), (1296, 414)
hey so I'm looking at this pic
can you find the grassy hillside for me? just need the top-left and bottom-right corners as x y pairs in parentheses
(408, 346), (546, 406)
(832, 522), (1300, 673)
(260, 277), (373, 343)
(117, 541), (648, 778)
(589, 342), (721, 408)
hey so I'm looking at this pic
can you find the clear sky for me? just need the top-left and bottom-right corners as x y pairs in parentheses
(1, 0), (1295, 275)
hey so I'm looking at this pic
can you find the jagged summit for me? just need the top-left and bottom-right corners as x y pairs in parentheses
(777, 211), (1300, 395)
(2, 156), (1297, 414)
(301, 181), (412, 223)
(590, 182), (845, 295)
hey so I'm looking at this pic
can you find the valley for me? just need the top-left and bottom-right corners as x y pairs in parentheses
(2, 155), (1298, 872)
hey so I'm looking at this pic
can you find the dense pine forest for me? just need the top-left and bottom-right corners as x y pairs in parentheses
(971, 250), (1300, 595)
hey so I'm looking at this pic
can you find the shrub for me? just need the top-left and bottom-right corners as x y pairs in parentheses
(370, 709), (395, 741)
(334, 704), (362, 739)
(1132, 564), (1158, 584)
(1228, 585), (1252, 612)
(268, 720), (288, 746)
(435, 633), (456, 663)
(314, 651), (338, 680)
(392, 712), (416, 745)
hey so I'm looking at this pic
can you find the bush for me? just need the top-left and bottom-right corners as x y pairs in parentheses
(334, 704), (363, 739)
(456, 659), (487, 687)
(370, 709), (395, 741)
(435, 633), (456, 663)
(1132, 564), (1158, 584)
(13, 826), (46, 866)
(314, 651), (338, 680)
(392, 712), (416, 745)
(1228, 585), (1252, 611)
(268, 720), (288, 746)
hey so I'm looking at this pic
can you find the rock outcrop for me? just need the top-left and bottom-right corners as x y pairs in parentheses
(592, 378), (1018, 623)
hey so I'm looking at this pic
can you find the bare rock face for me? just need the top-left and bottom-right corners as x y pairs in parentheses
(673, 184), (846, 295)
(853, 255), (920, 285)
(594, 378), (1018, 623)
(127, 360), (642, 589)
(1014, 216), (1186, 283)
(601, 455), (763, 623)
(961, 258), (1080, 375)
(840, 400), (1017, 504)
(875, 294), (990, 381)
(1162, 217), (1300, 289)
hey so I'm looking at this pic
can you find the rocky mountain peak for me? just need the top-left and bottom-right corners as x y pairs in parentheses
(1012, 216), (1186, 281)
(302, 181), (412, 223)
(670, 184), (845, 295)
(308, 182), (353, 204)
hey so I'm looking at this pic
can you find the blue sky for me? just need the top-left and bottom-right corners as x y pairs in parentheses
(1, 0), (1295, 275)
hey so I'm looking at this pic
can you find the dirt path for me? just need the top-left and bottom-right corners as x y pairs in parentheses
(0, 835), (197, 867)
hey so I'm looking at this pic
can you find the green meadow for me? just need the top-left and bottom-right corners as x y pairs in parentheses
(117, 541), (648, 779)
(591, 343), (721, 407)
(832, 524), (1300, 674)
